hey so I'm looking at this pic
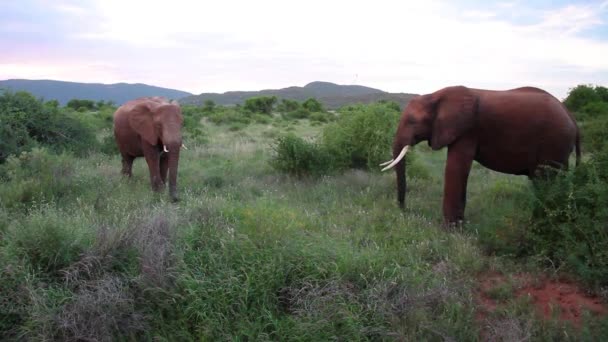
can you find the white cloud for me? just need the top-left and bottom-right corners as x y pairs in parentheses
(2, 0), (608, 98)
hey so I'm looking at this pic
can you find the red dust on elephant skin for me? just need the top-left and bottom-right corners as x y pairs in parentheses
(476, 273), (607, 328)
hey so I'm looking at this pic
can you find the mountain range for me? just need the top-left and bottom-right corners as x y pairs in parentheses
(0, 79), (193, 105)
(180, 81), (417, 109)
(0, 79), (417, 109)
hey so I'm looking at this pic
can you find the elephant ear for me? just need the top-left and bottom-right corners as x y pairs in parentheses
(430, 86), (478, 150)
(128, 101), (160, 146)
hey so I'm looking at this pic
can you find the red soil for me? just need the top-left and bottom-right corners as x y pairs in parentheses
(476, 272), (607, 327)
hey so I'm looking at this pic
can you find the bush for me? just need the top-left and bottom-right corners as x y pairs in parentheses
(285, 108), (311, 120)
(277, 99), (300, 113)
(302, 98), (324, 112)
(0, 91), (99, 162)
(309, 112), (334, 123)
(322, 102), (400, 170)
(244, 96), (277, 115)
(270, 134), (332, 177)
(524, 148), (608, 286)
(208, 108), (251, 125)
(66, 99), (97, 111)
(564, 85), (603, 113)
(0, 148), (85, 208)
(580, 116), (608, 153)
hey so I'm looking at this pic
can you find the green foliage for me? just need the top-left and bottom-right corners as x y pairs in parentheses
(203, 99), (216, 113)
(277, 99), (300, 113)
(0, 90), (99, 162)
(270, 134), (332, 177)
(322, 102), (401, 170)
(244, 96), (277, 115)
(309, 111), (334, 123)
(524, 149), (608, 285)
(66, 99), (96, 111)
(563, 84), (608, 119)
(285, 108), (311, 120)
(208, 108), (251, 125)
(302, 98), (323, 112)
(581, 116), (608, 153)
(0, 148), (85, 208)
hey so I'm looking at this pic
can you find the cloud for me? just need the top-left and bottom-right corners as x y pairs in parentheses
(1, 0), (607, 98)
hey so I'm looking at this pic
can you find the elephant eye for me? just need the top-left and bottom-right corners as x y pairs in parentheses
(406, 116), (417, 125)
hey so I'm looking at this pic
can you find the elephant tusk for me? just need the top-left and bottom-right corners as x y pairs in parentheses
(381, 146), (409, 172)
(163, 145), (169, 153)
(181, 144), (188, 150)
(379, 159), (394, 166)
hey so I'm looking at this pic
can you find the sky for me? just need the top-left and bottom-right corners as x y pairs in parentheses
(1, 0), (608, 99)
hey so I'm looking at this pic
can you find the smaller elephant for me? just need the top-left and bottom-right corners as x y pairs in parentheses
(380, 85), (581, 226)
(113, 97), (184, 201)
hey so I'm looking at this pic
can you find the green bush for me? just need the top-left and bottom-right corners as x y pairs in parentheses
(270, 134), (332, 177)
(208, 108), (251, 125)
(66, 99), (96, 111)
(302, 98), (324, 112)
(322, 102), (400, 170)
(580, 116), (608, 153)
(285, 108), (311, 120)
(524, 148), (608, 286)
(244, 96), (277, 115)
(277, 99), (300, 113)
(0, 91), (99, 162)
(0, 148), (84, 209)
(564, 85), (603, 112)
(309, 112), (334, 123)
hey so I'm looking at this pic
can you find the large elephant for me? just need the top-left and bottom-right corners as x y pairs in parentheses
(113, 97), (184, 201)
(381, 85), (581, 226)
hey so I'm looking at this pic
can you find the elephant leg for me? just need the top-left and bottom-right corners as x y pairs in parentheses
(160, 153), (169, 184)
(142, 144), (163, 192)
(121, 154), (135, 177)
(442, 137), (476, 227)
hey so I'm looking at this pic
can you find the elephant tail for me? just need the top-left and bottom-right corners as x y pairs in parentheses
(575, 128), (581, 167)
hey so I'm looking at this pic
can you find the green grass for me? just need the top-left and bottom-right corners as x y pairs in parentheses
(1, 118), (606, 341)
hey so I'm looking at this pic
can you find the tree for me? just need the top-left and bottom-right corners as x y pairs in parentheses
(302, 98), (324, 112)
(203, 99), (216, 112)
(277, 99), (300, 113)
(564, 85), (602, 112)
(66, 99), (96, 111)
(244, 96), (277, 115)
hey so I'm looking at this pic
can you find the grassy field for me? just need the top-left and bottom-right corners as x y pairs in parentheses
(1, 114), (607, 341)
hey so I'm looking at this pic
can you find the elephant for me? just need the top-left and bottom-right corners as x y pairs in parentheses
(113, 97), (184, 201)
(380, 85), (581, 226)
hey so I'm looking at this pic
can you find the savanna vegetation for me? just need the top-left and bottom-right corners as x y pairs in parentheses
(0, 87), (607, 340)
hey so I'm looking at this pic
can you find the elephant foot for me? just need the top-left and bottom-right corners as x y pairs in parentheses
(170, 195), (180, 203)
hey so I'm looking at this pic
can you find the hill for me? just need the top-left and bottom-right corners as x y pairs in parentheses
(0, 79), (193, 105)
(180, 81), (417, 109)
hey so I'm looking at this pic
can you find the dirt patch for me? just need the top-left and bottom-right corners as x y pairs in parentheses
(476, 272), (607, 327)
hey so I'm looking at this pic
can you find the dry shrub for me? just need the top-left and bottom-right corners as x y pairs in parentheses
(56, 276), (147, 342)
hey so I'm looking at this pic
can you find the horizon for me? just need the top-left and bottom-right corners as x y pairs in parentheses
(2, 1), (608, 99)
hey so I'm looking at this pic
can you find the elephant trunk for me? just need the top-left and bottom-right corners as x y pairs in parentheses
(394, 142), (407, 209)
(167, 143), (180, 202)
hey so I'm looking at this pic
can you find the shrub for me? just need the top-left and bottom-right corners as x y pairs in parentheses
(0, 148), (84, 208)
(286, 108), (311, 120)
(203, 100), (216, 113)
(270, 134), (332, 177)
(244, 96), (277, 115)
(208, 108), (251, 125)
(277, 99), (300, 113)
(309, 112), (334, 123)
(564, 85), (603, 112)
(0, 91), (99, 162)
(515, 146), (608, 286)
(66, 99), (96, 111)
(322, 102), (400, 170)
(302, 98), (324, 112)
(580, 116), (608, 153)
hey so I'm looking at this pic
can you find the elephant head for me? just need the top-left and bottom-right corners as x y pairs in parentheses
(129, 99), (184, 201)
(381, 86), (478, 209)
